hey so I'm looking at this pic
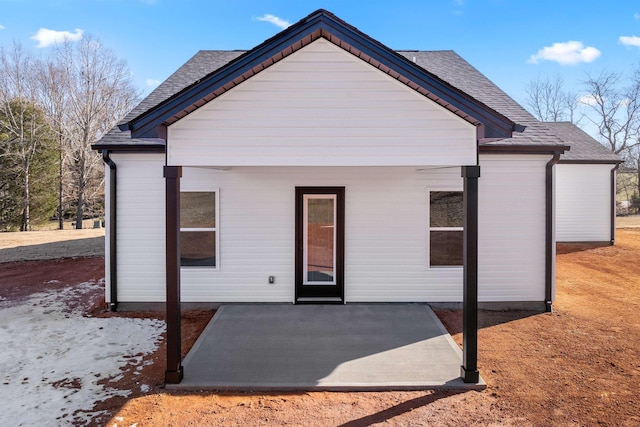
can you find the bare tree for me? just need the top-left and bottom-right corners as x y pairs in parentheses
(581, 68), (640, 205)
(35, 56), (71, 229)
(581, 69), (640, 155)
(525, 74), (577, 122)
(53, 36), (140, 228)
(525, 70), (640, 210)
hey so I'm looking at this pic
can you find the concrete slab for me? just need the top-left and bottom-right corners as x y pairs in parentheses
(171, 304), (485, 391)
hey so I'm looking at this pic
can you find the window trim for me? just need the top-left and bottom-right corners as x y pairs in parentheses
(180, 189), (219, 270)
(427, 188), (464, 269)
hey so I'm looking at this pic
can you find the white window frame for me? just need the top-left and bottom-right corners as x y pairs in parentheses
(180, 189), (219, 270)
(427, 188), (463, 269)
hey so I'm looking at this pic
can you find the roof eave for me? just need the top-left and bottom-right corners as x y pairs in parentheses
(559, 159), (623, 164)
(91, 143), (166, 153)
(479, 144), (570, 155)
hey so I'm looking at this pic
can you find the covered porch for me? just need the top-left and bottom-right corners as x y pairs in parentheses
(163, 165), (482, 387)
(125, 11), (498, 388)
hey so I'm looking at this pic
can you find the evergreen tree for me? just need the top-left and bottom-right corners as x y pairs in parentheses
(0, 99), (57, 230)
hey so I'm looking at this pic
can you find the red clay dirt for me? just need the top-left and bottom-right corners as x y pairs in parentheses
(1, 230), (639, 426)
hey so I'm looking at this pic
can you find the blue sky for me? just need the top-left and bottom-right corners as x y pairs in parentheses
(1, 0), (639, 109)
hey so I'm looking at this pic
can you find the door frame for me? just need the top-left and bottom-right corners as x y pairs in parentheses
(295, 187), (345, 303)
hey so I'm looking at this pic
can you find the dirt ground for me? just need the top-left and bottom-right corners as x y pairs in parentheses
(1, 229), (639, 426)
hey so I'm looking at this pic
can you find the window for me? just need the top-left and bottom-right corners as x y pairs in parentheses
(429, 191), (463, 266)
(180, 191), (218, 268)
(303, 194), (337, 284)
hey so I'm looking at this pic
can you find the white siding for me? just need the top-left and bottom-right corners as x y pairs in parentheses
(180, 166), (464, 303)
(167, 39), (476, 167)
(478, 154), (550, 302)
(111, 153), (166, 302)
(556, 163), (613, 242)
(112, 162), (548, 303)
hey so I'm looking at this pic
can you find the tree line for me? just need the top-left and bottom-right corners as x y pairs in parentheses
(0, 37), (140, 231)
(4, 35), (636, 229)
(525, 68), (640, 210)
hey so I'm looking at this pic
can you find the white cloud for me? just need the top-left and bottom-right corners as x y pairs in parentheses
(579, 94), (630, 109)
(618, 97), (632, 107)
(255, 14), (291, 30)
(528, 41), (601, 65)
(579, 94), (599, 106)
(0, 25), (5, 30)
(31, 28), (83, 48)
(146, 78), (161, 88)
(635, 12), (640, 21)
(451, 0), (464, 15)
(620, 35), (640, 48)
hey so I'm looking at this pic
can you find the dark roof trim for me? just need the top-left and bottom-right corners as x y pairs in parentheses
(559, 159), (623, 164)
(90, 143), (166, 153)
(123, 9), (517, 140)
(479, 144), (570, 155)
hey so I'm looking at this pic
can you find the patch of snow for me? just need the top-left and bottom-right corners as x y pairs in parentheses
(45, 279), (61, 284)
(0, 281), (164, 426)
(140, 384), (150, 393)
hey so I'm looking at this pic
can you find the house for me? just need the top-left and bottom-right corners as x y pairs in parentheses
(545, 122), (621, 243)
(92, 9), (578, 312)
(95, 8), (634, 383)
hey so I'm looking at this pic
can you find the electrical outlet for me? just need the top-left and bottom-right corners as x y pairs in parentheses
(268, 276), (275, 284)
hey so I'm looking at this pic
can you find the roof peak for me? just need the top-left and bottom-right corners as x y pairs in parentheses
(120, 9), (516, 141)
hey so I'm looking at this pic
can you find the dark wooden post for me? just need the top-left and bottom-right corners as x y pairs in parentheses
(461, 165), (480, 383)
(164, 165), (183, 384)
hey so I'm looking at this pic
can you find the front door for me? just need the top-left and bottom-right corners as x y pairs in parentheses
(295, 187), (344, 303)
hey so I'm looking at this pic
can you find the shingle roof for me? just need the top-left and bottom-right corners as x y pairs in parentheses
(544, 122), (621, 163)
(100, 44), (580, 152)
(122, 50), (245, 124)
(397, 51), (566, 148)
(93, 127), (165, 150)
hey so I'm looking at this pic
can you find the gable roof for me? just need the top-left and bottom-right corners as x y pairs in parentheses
(116, 9), (518, 141)
(544, 122), (621, 163)
(96, 9), (571, 152)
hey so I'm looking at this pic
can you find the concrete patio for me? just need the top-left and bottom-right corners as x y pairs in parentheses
(169, 304), (485, 391)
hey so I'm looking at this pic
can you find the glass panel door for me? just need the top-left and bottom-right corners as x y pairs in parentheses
(295, 187), (344, 303)
(303, 195), (337, 285)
